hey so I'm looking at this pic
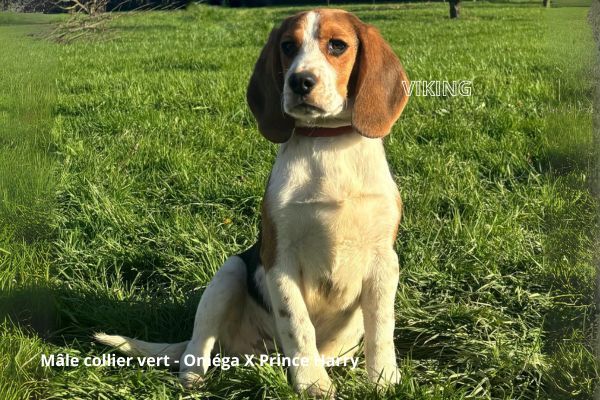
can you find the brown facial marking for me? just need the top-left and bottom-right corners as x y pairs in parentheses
(248, 9), (409, 141)
(247, 12), (307, 143)
(316, 10), (360, 100)
(278, 16), (306, 75)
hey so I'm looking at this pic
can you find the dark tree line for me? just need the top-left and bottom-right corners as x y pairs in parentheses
(1, 0), (460, 12)
(1, 0), (551, 15)
(0, 0), (188, 12)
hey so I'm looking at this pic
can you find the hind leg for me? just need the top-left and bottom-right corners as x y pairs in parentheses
(179, 256), (246, 388)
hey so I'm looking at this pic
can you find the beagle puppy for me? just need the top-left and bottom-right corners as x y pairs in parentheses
(95, 8), (409, 398)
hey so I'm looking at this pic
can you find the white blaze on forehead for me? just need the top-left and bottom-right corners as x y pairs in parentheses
(290, 11), (322, 74)
(303, 11), (320, 51)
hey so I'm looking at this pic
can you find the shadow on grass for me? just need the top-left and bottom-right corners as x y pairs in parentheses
(0, 285), (199, 348)
(531, 78), (599, 397)
(539, 110), (594, 177)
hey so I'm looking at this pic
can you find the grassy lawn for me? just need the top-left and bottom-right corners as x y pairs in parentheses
(0, 12), (65, 400)
(0, 2), (598, 399)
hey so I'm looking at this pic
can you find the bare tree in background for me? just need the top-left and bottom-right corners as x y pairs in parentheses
(449, 0), (460, 18)
(49, 0), (113, 43)
(56, 0), (108, 15)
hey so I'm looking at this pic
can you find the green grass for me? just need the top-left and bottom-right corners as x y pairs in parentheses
(0, 11), (64, 400)
(0, 3), (598, 399)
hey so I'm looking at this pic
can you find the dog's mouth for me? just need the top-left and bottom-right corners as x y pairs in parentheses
(294, 102), (325, 113)
(287, 101), (327, 119)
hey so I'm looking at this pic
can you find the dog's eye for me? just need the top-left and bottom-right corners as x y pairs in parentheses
(281, 41), (297, 57)
(328, 39), (348, 56)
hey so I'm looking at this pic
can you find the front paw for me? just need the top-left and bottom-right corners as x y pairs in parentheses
(293, 366), (336, 398)
(369, 363), (400, 387)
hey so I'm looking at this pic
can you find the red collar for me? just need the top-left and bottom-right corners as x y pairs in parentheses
(294, 125), (354, 138)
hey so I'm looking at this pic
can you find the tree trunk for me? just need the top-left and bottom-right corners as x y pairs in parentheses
(449, 0), (460, 19)
(542, 0), (550, 7)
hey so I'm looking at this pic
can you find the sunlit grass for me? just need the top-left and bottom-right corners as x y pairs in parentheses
(0, 3), (597, 399)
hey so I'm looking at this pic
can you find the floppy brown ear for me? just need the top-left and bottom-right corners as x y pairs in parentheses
(246, 26), (295, 143)
(351, 22), (409, 139)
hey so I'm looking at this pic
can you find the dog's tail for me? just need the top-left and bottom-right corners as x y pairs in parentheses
(94, 332), (189, 361)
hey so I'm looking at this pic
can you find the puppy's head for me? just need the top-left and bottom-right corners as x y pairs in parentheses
(247, 9), (409, 143)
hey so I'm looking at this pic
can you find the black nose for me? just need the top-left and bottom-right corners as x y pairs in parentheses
(289, 72), (317, 96)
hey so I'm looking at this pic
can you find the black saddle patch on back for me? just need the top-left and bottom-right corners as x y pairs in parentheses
(238, 240), (271, 313)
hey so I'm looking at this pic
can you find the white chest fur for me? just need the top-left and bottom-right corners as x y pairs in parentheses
(265, 132), (401, 316)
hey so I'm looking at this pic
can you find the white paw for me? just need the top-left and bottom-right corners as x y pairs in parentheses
(369, 364), (400, 387)
(294, 366), (336, 398)
(179, 369), (204, 389)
